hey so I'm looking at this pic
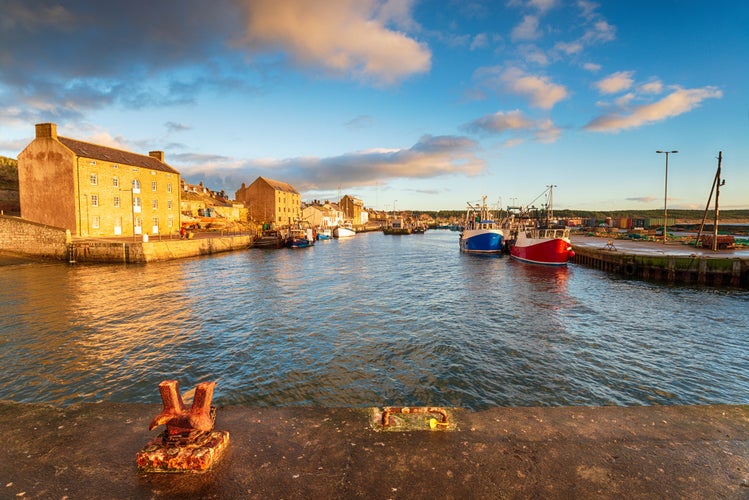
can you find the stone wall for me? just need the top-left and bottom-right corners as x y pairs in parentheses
(0, 215), (70, 260)
(68, 234), (253, 263)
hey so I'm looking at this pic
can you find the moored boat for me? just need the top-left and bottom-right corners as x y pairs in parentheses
(253, 229), (286, 249)
(333, 222), (356, 238)
(459, 196), (504, 253)
(503, 185), (574, 265)
(286, 222), (316, 248)
(383, 218), (413, 235)
(507, 226), (574, 265)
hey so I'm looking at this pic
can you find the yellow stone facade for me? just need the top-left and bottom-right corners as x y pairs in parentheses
(18, 123), (181, 237)
(235, 176), (301, 226)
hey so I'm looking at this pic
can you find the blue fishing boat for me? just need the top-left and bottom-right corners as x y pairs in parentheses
(459, 196), (504, 254)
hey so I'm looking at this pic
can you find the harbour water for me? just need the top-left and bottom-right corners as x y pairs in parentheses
(1, 230), (748, 409)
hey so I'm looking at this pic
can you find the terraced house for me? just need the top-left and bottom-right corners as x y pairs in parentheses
(18, 123), (181, 237)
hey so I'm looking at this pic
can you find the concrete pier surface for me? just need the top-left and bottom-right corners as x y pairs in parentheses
(570, 235), (749, 287)
(1, 402), (748, 499)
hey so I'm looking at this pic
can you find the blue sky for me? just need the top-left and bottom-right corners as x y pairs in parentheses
(1, 0), (747, 211)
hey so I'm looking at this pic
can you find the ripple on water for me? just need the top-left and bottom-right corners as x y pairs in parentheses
(0, 231), (748, 408)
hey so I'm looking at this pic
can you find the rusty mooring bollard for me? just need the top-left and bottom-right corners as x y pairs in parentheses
(136, 379), (230, 472)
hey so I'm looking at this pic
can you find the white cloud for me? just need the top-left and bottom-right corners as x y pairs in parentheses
(462, 110), (562, 145)
(470, 33), (489, 50)
(236, 0), (431, 86)
(639, 80), (663, 94)
(471, 66), (568, 110)
(595, 71), (635, 94)
(511, 15), (541, 42)
(582, 62), (601, 72)
(584, 86), (723, 132)
(180, 134), (485, 193)
(502, 67), (569, 109)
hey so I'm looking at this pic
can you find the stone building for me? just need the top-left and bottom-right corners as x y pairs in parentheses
(17, 123), (181, 237)
(340, 194), (366, 225)
(235, 176), (301, 226)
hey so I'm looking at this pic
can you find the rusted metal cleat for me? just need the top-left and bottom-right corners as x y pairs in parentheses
(149, 380), (216, 445)
(136, 379), (229, 472)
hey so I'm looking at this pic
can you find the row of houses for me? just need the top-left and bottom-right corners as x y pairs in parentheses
(14, 123), (371, 238)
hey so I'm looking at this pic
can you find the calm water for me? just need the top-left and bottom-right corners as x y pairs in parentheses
(1, 230), (748, 409)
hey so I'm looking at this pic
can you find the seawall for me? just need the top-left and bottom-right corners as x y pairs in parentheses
(69, 234), (253, 263)
(0, 215), (253, 263)
(571, 235), (749, 288)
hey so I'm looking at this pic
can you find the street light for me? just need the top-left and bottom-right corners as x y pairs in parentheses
(656, 150), (678, 243)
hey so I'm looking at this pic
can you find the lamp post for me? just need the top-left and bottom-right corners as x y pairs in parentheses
(656, 150), (678, 243)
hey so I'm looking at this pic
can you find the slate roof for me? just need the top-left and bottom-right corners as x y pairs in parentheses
(57, 136), (180, 174)
(259, 176), (299, 194)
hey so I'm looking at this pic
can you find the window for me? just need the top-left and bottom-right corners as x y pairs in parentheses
(168, 216), (174, 228)
(132, 179), (141, 193)
(114, 196), (120, 208)
(92, 216), (100, 228)
(133, 197), (142, 213)
(152, 199), (158, 209)
(152, 181), (157, 192)
(91, 194), (98, 207)
(90, 173), (98, 185)
(167, 183), (172, 193)
(167, 200), (172, 210)
(112, 164), (118, 169)
(112, 176), (119, 187)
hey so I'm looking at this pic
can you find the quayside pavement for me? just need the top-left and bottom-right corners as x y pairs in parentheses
(1, 402), (748, 499)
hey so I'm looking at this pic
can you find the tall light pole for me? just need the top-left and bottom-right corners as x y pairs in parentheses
(656, 150), (678, 243)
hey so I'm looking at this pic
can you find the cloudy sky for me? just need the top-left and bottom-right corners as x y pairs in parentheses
(1, 0), (747, 211)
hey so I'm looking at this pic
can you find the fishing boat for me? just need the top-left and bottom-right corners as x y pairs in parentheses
(459, 196), (504, 253)
(507, 226), (574, 265)
(286, 222), (316, 248)
(504, 185), (574, 265)
(333, 221), (356, 238)
(253, 228), (286, 249)
(383, 218), (413, 235)
(316, 227), (332, 240)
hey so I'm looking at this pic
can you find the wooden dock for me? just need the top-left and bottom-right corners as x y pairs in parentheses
(571, 235), (749, 288)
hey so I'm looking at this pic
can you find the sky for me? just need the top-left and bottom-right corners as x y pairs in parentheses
(1, 0), (747, 212)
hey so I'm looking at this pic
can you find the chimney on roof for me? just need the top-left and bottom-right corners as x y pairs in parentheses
(35, 123), (57, 139)
(149, 151), (165, 162)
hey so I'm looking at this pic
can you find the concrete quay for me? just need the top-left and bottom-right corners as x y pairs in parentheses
(571, 235), (749, 288)
(1, 401), (748, 499)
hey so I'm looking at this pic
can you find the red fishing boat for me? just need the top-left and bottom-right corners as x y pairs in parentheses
(507, 226), (574, 265)
(504, 185), (574, 266)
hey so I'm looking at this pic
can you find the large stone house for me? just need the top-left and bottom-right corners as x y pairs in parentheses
(235, 176), (301, 226)
(340, 194), (367, 225)
(17, 123), (181, 237)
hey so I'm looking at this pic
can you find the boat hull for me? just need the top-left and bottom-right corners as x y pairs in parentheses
(460, 229), (504, 253)
(510, 236), (572, 265)
(333, 227), (355, 238)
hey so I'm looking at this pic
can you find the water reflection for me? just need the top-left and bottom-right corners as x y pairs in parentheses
(1, 231), (748, 409)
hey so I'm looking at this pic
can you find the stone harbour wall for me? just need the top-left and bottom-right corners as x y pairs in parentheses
(0, 215), (70, 260)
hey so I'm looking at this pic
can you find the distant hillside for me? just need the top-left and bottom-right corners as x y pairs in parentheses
(417, 208), (749, 222)
(0, 156), (18, 191)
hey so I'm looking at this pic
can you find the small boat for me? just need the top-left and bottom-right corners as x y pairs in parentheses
(507, 226), (574, 265)
(333, 222), (356, 238)
(286, 222), (316, 248)
(316, 228), (332, 240)
(253, 229), (286, 249)
(383, 218), (413, 235)
(459, 196), (503, 253)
